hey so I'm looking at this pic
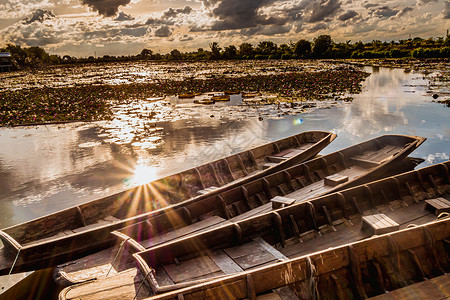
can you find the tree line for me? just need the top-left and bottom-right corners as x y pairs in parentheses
(1, 34), (450, 69)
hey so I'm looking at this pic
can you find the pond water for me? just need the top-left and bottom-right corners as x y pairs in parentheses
(0, 66), (448, 228)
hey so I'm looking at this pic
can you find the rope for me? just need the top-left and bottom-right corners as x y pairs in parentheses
(2, 247), (21, 291)
(106, 237), (131, 278)
(133, 270), (153, 300)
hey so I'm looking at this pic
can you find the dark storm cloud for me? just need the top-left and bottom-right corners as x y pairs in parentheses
(338, 9), (357, 21)
(239, 24), (291, 36)
(373, 6), (399, 18)
(308, 22), (328, 32)
(114, 11), (134, 21)
(209, 0), (287, 30)
(162, 6), (192, 18)
(23, 9), (55, 24)
(397, 7), (413, 17)
(80, 0), (131, 17)
(306, 0), (342, 23)
(445, 0), (450, 19)
(155, 25), (172, 37)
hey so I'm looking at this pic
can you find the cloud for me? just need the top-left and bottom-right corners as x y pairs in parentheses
(23, 9), (55, 24)
(162, 6), (192, 18)
(445, 0), (450, 19)
(373, 6), (399, 18)
(114, 11), (134, 21)
(397, 7), (413, 17)
(81, 0), (131, 17)
(155, 25), (172, 37)
(338, 10), (357, 21)
(209, 0), (287, 30)
(308, 22), (328, 32)
(417, 0), (438, 6)
(179, 34), (193, 41)
(305, 0), (342, 23)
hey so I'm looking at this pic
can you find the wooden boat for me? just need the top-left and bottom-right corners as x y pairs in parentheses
(58, 160), (449, 299)
(54, 134), (425, 288)
(0, 131), (336, 275)
(145, 218), (450, 300)
(193, 99), (214, 105)
(210, 95), (230, 102)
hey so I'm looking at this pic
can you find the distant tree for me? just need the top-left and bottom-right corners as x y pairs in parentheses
(294, 39), (311, 58)
(170, 49), (182, 60)
(239, 43), (254, 58)
(312, 35), (332, 58)
(210, 42), (222, 59)
(278, 43), (293, 58)
(256, 41), (277, 56)
(140, 49), (153, 57)
(223, 45), (237, 59)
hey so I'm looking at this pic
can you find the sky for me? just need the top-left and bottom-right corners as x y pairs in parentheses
(0, 0), (449, 57)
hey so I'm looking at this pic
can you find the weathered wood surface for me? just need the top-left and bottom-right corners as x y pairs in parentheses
(0, 131), (337, 275)
(368, 273), (450, 299)
(58, 159), (447, 299)
(145, 218), (450, 300)
(54, 134), (424, 286)
(132, 160), (448, 295)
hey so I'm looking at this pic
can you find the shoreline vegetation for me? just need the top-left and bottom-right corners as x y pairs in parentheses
(0, 66), (369, 126)
(1, 34), (449, 69)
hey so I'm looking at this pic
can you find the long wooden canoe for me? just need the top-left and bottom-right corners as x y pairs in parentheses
(144, 218), (450, 300)
(0, 131), (335, 275)
(58, 159), (449, 300)
(54, 134), (426, 290)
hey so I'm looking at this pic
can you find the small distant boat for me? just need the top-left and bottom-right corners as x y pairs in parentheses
(242, 92), (262, 98)
(0, 131), (336, 275)
(178, 93), (201, 99)
(224, 90), (240, 95)
(193, 99), (214, 105)
(54, 134), (425, 289)
(210, 95), (230, 102)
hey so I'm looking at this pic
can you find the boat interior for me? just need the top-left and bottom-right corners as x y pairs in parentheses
(134, 161), (449, 294)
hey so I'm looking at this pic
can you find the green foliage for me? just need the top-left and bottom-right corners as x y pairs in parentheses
(294, 39), (311, 58)
(2, 34), (449, 68)
(313, 35), (332, 58)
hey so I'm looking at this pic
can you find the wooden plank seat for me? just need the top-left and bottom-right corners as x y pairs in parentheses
(324, 174), (349, 187)
(271, 196), (296, 209)
(361, 213), (399, 235)
(263, 163), (278, 170)
(425, 197), (450, 215)
(267, 156), (289, 163)
(351, 156), (382, 168)
(196, 186), (219, 195)
(139, 216), (228, 249)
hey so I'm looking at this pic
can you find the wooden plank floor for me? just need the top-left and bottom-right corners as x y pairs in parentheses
(369, 273), (450, 299)
(62, 268), (149, 300)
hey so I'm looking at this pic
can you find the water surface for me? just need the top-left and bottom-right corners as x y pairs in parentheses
(0, 66), (448, 228)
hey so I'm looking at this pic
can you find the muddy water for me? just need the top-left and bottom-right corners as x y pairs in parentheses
(0, 66), (449, 228)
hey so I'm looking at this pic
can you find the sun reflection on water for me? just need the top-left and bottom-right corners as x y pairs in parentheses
(126, 164), (159, 187)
